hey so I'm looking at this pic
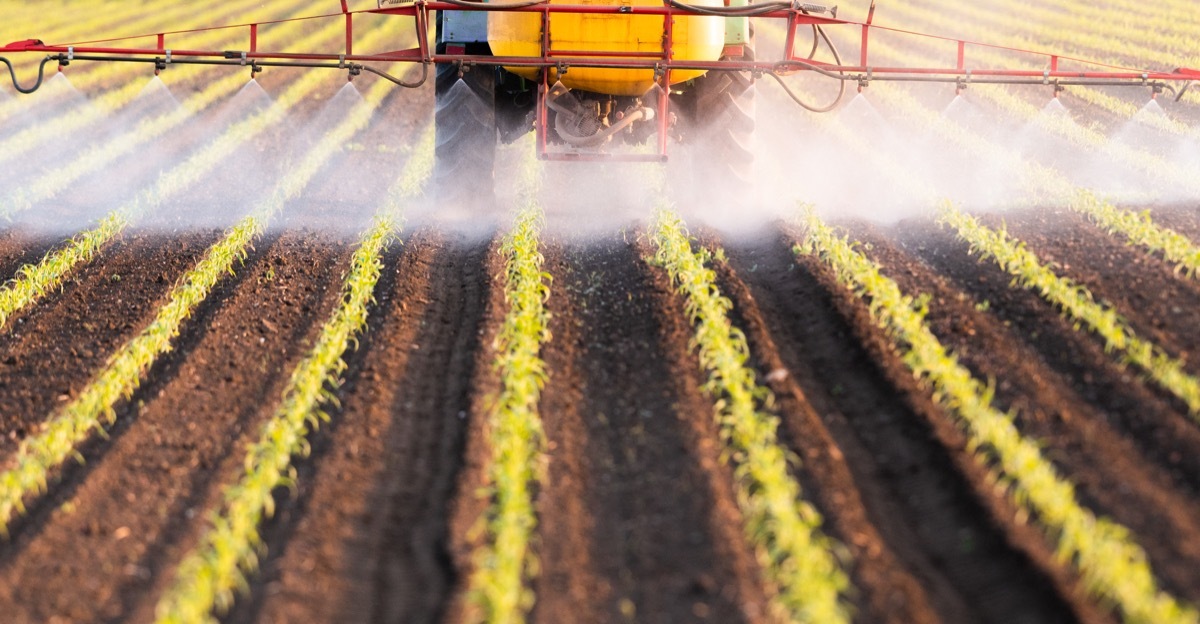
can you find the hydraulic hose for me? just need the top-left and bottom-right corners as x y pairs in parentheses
(772, 15), (845, 113)
(0, 55), (57, 94)
(358, 62), (428, 88)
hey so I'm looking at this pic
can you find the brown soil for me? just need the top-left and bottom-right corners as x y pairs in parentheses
(0, 229), (57, 279)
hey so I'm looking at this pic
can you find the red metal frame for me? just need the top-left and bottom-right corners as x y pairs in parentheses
(4, 1), (1197, 160)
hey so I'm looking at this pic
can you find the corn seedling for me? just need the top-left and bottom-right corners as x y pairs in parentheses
(650, 206), (851, 624)
(798, 209), (1198, 624)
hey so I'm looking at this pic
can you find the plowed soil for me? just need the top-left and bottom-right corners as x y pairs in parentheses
(5, 197), (1200, 623)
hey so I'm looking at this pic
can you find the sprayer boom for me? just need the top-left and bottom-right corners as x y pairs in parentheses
(3, 1), (1196, 160)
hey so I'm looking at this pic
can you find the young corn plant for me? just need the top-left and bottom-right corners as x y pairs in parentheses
(650, 207), (851, 624)
(0, 24), (398, 331)
(0, 72), (399, 536)
(466, 145), (551, 624)
(798, 209), (1198, 624)
(939, 201), (1200, 417)
(154, 123), (433, 624)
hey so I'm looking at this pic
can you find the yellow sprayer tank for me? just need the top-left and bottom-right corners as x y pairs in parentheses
(487, 0), (725, 96)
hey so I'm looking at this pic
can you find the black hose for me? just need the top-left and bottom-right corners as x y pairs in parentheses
(359, 62), (428, 88)
(767, 16), (844, 113)
(768, 31), (845, 113)
(0, 55), (57, 94)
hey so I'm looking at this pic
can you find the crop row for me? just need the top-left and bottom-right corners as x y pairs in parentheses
(0, 7), (348, 219)
(0, 22), (396, 330)
(649, 204), (851, 623)
(0, 62), (403, 535)
(154, 121), (433, 624)
(938, 203), (1200, 417)
(465, 144), (552, 624)
(853, 83), (1200, 416)
(0, 0), (303, 172)
(784, 58), (1200, 415)
(798, 210), (1198, 624)
(763, 24), (1200, 408)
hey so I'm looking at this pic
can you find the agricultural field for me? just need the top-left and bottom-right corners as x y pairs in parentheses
(1, 0), (1200, 623)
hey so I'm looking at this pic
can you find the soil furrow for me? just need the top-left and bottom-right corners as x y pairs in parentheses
(235, 229), (493, 624)
(716, 228), (1095, 624)
(0, 231), (350, 623)
(532, 234), (764, 624)
(441, 233), (509, 624)
(873, 219), (1200, 604)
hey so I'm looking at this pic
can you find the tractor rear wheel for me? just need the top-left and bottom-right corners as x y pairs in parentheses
(434, 54), (497, 211)
(674, 39), (756, 209)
